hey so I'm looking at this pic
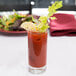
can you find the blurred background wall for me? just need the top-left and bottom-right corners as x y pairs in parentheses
(33, 0), (75, 8)
(0, 0), (30, 5)
(0, 0), (75, 12)
(0, 0), (75, 8)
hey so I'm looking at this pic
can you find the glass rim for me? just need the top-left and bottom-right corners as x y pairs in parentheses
(27, 30), (48, 33)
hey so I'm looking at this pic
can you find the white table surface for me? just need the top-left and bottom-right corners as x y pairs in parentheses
(0, 8), (76, 76)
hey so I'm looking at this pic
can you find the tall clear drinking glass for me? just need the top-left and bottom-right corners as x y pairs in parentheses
(28, 31), (47, 74)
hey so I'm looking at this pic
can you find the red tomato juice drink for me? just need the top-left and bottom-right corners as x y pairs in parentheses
(28, 31), (47, 74)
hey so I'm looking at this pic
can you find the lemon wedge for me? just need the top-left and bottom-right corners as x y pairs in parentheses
(21, 22), (36, 31)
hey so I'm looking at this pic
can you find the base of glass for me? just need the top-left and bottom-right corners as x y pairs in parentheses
(28, 65), (46, 74)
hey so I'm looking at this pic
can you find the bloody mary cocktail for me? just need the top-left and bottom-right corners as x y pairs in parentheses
(28, 31), (47, 68)
(20, 1), (63, 74)
(28, 31), (47, 73)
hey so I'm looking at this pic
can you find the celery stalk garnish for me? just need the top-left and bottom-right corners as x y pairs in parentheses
(36, 1), (63, 32)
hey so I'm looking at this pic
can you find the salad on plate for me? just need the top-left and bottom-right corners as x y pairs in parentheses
(0, 10), (39, 33)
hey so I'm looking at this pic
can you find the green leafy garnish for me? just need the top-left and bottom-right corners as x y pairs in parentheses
(32, 1), (63, 32)
(38, 23), (49, 32)
(37, 16), (49, 32)
(39, 16), (47, 24)
(47, 1), (63, 18)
